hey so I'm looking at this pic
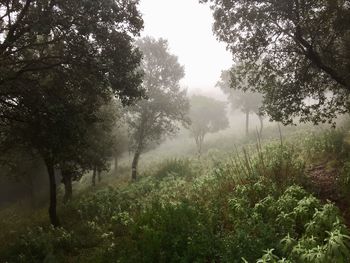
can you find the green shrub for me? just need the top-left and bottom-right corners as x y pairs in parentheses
(113, 201), (219, 263)
(7, 226), (76, 262)
(229, 143), (306, 189)
(222, 180), (350, 263)
(3, 135), (350, 263)
(146, 158), (199, 180)
(302, 130), (349, 160)
(339, 161), (350, 199)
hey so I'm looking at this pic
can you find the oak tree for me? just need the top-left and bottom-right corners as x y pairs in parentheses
(217, 69), (264, 136)
(128, 37), (189, 180)
(0, 0), (144, 226)
(201, 0), (350, 124)
(189, 95), (228, 156)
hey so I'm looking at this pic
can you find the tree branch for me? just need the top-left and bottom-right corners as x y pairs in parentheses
(294, 26), (349, 90)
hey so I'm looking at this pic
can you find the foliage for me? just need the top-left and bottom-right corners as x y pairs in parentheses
(217, 67), (264, 135)
(113, 117), (129, 163)
(116, 201), (219, 263)
(80, 99), (120, 173)
(0, 0), (144, 108)
(339, 161), (350, 199)
(149, 158), (198, 180)
(217, 68), (263, 115)
(201, 0), (350, 125)
(0, 0), (145, 225)
(224, 142), (306, 188)
(302, 129), (350, 161)
(7, 226), (76, 263)
(2, 130), (350, 262)
(225, 181), (350, 263)
(128, 37), (190, 179)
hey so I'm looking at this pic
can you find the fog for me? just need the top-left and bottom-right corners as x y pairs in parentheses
(1, 1), (350, 262)
(139, 0), (232, 94)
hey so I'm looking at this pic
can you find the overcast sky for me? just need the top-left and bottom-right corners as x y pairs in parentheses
(139, 0), (232, 98)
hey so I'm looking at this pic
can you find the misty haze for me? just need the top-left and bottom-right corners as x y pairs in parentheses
(1, 0), (350, 262)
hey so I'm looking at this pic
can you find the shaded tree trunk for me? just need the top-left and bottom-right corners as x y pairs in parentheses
(195, 133), (205, 158)
(45, 158), (60, 227)
(97, 169), (101, 182)
(26, 172), (35, 208)
(62, 171), (72, 204)
(245, 111), (250, 136)
(92, 166), (97, 186)
(131, 147), (141, 181)
(258, 115), (264, 136)
(114, 156), (118, 176)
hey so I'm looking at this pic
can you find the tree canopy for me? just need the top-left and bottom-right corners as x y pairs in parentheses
(201, 0), (350, 125)
(0, 0), (145, 226)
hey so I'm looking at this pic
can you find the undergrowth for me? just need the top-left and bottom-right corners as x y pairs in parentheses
(1, 129), (350, 262)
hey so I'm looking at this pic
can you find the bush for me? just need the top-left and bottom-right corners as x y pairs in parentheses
(221, 180), (350, 263)
(145, 158), (199, 180)
(338, 161), (350, 200)
(112, 201), (219, 263)
(228, 142), (306, 189)
(302, 130), (349, 161)
(2, 135), (350, 263)
(7, 226), (76, 262)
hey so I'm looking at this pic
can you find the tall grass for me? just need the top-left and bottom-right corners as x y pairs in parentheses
(2, 128), (350, 262)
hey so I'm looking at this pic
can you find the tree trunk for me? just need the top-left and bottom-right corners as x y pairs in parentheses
(196, 133), (205, 158)
(198, 139), (202, 158)
(62, 171), (72, 204)
(131, 148), (141, 181)
(258, 115), (264, 136)
(27, 172), (35, 208)
(195, 135), (201, 157)
(45, 158), (60, 227)
(114, 156), (118, 176)
(97, 169), (101, 182)
(245, 111), (250, 136)
(92, 166), (96, 186)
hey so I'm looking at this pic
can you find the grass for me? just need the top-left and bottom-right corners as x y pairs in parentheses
(2, 124), (350, 262)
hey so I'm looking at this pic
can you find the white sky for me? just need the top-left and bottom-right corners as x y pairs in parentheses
(139, 0), (232, 98)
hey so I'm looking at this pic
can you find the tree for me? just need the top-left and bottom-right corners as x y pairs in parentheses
(60, 162), (81, 204)
(58, 99), (118, 195)
(188, 95), (229, 156)
(217, 69), (264, 136)
(128, 37), (190, 180)
(112, 122), (129, 176)
(0, 0), (144, 114)
(86, 100), (118, 187)
(201, 0), (350, 125)
(0, 0), (144, 226)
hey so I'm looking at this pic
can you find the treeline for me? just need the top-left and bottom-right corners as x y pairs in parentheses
(0, 1), (232, 227)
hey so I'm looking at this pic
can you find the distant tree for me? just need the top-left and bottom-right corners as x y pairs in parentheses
(189, 95), (229, 156)
(0, 0), (144, 226)
(86, 101), (118, 187)
(60, 162), (81, 204)
(201, 0), (350, 125)
(128, 37), (190, 180)
(112, 122), (129, 176)
(58, 99), (118, 195)
(217, 69), (264, 136)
